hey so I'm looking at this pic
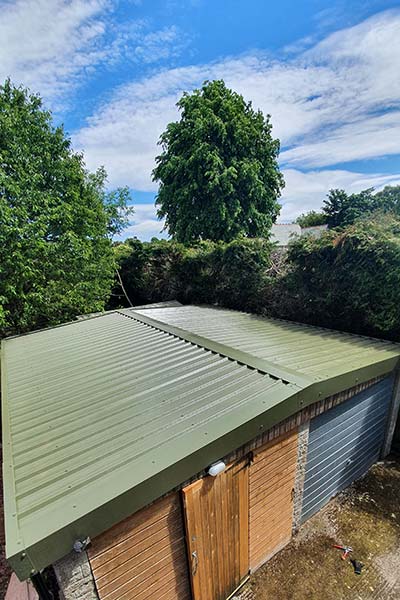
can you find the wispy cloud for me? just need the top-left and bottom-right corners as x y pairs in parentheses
(132, 25), (187, 63)
(75, 9), (400, 201)
(121, 203), (166, 240)
(3, 2), (400, 234)
(279, 169), (400, 221)
(0, 0), (188, 107)
(0, 0), (109, 104)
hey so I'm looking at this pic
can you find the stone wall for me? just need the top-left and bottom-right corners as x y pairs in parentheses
(292, 420), (310, 532)
(53, 551), (98, 600)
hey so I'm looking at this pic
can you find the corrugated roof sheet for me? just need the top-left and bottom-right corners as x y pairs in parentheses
(2, 305), (400, 579)
(2, 310), (296, 578)
(133, 306), (400, 380)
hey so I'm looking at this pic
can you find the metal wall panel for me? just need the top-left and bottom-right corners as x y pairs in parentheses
(301, 376), (394, 522)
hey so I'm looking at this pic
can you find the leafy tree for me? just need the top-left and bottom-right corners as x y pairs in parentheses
(322, 188), (376, 228)
(321, 186), (400, 228)
(153, 80), (284, 243)
(0, 80), (132, 336)
(295, 210), (327, 228)
(374, 185), (400, 215)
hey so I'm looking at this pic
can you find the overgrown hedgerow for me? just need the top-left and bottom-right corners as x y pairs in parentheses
(272, 213), (400, 341)
(113, 213), (400, 343)
(111, 237), (272, 312)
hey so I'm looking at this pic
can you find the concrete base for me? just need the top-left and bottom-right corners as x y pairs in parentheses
(5, 573), (38, 600)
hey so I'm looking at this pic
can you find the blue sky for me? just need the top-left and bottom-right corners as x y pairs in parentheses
(2, 0), (400, 239)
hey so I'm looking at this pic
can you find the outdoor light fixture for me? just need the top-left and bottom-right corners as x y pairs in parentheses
(207, 460), (226, 477)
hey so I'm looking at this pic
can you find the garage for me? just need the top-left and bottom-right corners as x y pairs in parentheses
(2, 304), (400, 600)
(301, 376), (394, 523)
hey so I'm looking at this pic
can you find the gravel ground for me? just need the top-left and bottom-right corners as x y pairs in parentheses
(239, 456), (400, 600)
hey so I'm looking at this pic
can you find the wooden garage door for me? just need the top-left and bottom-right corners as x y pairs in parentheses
(249, 429), (298, 571)
(182, 458), (249, 600)
(88, 493), (191, 600)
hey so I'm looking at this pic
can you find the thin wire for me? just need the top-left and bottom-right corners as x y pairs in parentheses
(115, 269), (134, 307)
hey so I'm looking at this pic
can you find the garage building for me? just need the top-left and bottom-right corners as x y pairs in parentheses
(2, 304), (400, 600)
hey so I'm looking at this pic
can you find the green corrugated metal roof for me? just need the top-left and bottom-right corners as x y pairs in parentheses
(2, 305), (400, 579)
(133, 305), (400, 381)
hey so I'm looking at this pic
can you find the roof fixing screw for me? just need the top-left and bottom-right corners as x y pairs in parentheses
(20, 552), (26, 560)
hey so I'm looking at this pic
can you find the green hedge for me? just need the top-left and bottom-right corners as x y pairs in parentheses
(111, 237), (272, 311)
(273, 213), (400, 341)
(112, 213), (400, 342)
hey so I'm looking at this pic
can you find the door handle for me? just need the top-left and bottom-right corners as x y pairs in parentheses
(191, 550), (198, 577)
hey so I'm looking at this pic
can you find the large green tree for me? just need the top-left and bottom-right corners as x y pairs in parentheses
(322, 185), (400, 228)
(153, 80), (284, 243)
(0, 80), (131, 336)
(322, 188), (375, 228)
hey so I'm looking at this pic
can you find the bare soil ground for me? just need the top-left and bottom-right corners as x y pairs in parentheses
(240, 456), (400, 600)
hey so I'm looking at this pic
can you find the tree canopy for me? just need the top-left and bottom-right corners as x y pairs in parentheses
(0, 80), (131, 336)
(153, 80), (284, 243)
(295, 210), (327, 228)
(322, 185), (400, 228)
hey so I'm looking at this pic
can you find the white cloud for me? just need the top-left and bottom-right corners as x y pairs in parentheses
(132, 25), (186, 63)
(121, 203), (166, 241)
(74, 9), (400, 197)
(3, 3), (400, 237)
(280, 112), (400, 167)
(279, 169), (400, 221)
(0, 0), (109, 103)
(0, 0), (187, 107)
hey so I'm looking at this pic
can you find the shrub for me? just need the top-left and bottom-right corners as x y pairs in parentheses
(112, 237), (272, 311)
(274, 213), (400, 341)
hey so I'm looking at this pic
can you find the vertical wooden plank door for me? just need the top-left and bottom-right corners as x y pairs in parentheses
(249, 430), (298, 571)
(182, 459), (249, 600)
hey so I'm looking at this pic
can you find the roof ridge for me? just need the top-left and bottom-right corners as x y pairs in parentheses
(117, 309), (314, 389)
